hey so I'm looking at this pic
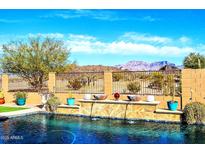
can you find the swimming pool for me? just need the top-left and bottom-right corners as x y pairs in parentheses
(0, 114), (205, 144)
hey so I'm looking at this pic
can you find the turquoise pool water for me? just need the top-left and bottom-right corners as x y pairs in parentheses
(0, 114), (205, 144)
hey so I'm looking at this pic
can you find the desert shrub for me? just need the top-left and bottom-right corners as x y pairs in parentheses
(67, 78), (83, 90)
(183, 102), (205, 124)
(163, 74), (174, 96)
(46, 96), (61, 112)
(113, 73), (123, 82)
(148, 72), (164, 90)
(138, 73), (150, 80)
(127, 81), (141, 94)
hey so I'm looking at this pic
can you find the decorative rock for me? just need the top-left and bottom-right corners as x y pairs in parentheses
(0, 116), (9, 121)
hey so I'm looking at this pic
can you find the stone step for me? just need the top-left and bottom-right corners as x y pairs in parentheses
(155, 109), (183, 114)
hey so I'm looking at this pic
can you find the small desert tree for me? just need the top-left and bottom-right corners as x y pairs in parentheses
(1, 37), (70, 90)
(183, 52), (205, 69)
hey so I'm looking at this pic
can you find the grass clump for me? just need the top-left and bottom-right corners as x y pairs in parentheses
(183, 102), (205, 125)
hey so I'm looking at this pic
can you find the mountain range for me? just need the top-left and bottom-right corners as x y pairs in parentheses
(115, 61), (181, 71)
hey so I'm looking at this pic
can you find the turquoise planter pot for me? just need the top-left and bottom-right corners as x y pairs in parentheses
(167, 101), (178, 111)
(67, 98), (75, 106)
(17, 98), (26, 106)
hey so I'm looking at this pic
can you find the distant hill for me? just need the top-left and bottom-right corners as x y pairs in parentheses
(66, 61), (181, 72)
(71, 65), (121, 72)
(115, 61), (180, 71)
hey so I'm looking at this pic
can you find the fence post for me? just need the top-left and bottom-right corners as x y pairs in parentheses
(2, 74), (9, 103)
(48, 72), (56, 93)
(2, 74), (9, 93)
(104, 71), (113, 96)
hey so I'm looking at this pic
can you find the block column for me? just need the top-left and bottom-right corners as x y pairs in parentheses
(2, 74), (9, 93)
(104, 71), (113, 96)
(2, 74), (9, 103)
(48, 72), (56, 93)
(181, 69), (205, 109)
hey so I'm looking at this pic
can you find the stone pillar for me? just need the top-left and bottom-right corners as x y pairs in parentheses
(48, 72), (56, 93)
(181, 69), (205, 109)
(2, 74), (9, 103)
(2, 74), (9, 93)
(104, 71), (113, 96)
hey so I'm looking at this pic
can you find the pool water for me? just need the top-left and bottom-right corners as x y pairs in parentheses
(0, 114), (205, 144)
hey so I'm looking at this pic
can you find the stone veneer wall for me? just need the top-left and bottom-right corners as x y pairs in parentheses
(56, 101), (182, 122)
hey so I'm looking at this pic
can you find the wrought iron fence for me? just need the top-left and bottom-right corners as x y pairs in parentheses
(8, 74), (48, 92)
(55, 72), (104, 94)
(112, 70), (181, 96)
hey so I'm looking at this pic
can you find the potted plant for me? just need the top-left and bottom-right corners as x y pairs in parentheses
(15, 91), (27, 106)
(67, 92), (75, 105)
(0, 90), (5, 104)
(45, 95), (61, 112)
(167, 77), (178, 111)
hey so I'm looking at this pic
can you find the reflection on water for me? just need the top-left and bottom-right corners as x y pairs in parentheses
(0, 114), (205, 144)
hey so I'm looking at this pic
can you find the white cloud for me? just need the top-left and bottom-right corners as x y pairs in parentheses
(0, 19), (22, 23)
(141, 16), (159, 22)
(42, 10), (159, 22)
(28, 33), (64, 39)
(179, 36), (191, 43)
(0, 32), (199, 58)
(65, 33), (195, 56)
(120, 32), (172, 44)
(67, 34), (96, 41)
(43, 10), (124, 21)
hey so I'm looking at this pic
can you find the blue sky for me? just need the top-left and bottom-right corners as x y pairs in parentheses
(0, 9), (205, 66)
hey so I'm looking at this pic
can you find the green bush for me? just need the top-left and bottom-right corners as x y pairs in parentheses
(183, 102), (205, 124)
(46, 96), (61, 112)
(127, 81), (141, 94)
(14, 91), (27, 99)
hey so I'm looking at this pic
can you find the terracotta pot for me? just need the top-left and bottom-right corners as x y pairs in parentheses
(0, 98), (5, 104)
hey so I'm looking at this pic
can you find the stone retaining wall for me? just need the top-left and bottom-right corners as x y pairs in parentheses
(56, 100), (182, 122)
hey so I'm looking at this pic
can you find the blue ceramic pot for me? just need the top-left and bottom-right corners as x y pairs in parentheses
(67, 98), (75, 106)
(17, 98), (26, 106)
(167, 101), (178, 111)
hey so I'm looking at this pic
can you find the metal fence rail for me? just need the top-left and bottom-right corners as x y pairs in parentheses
(55, 72), (104, 94)
(8, 74), (48, 92)
(112, 70), (181, 96)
